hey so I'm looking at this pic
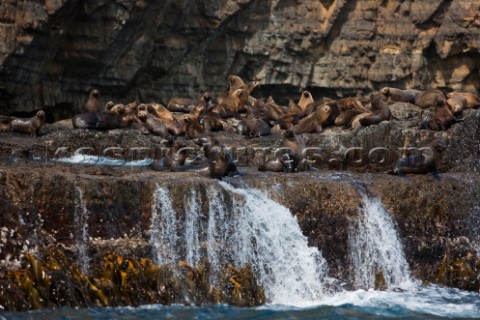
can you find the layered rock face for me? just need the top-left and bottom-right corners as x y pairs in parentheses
(1, 0), (480, 120)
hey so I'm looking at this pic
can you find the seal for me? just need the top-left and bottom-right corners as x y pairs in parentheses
(212, 88), (250, 118)
(170, 138), (239, 179)
(292, 105), (331, 134)
(134, 104), (173, 140)
(305, 100), (341, 127)
(151, 139), (188, 171)
(421, 100), (455, 131)
(359, 92), (392, 126)
(350, 112), (371, 129)
(446, 92), (480, 110)
(84, 89), (101, 113)
(414, 89), (446, 109)
(257, 153), (293, 173)
(391, 139), (446, 176)
(334, 108), (363, 127)
(167, 97), (197, 113)
(72, 112), (121, 130)
(297, 91), (314, 114)
(9, 110), (45, 137)
(244, 104), (271, 138)
(379, 87), (422, 104)
(203, 138), (239, 178)
(143, 103), (184, 136)
(104, 101), (116, 111)
(446, 96), (465, 114)
(228, 75), (246, 93)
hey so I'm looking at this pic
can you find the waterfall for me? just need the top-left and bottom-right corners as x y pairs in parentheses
(74, 184), (89, 274)
(184, 189), (202, 265)
(220, 182), (328, 305)
(149, 182), (329, 306)
(151, 184), (178, 265)
(205, 186), (230, 285)
(348, 189), (414, 290)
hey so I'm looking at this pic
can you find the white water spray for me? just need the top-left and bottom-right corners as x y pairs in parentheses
(348, 190), (414, 290)
(220, 182), (328, 305)
(149, 182), (329, 305)
(184, 189), (202, 264)
(74, 184), (89, 274)
(151, 184), (178, 265)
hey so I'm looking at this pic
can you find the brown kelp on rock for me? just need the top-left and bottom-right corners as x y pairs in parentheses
(0, 249), (265, 311)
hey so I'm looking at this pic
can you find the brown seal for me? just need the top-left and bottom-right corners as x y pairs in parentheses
(334, 108), (363, 127)
(446, 96), (465, 114)
(446, 92), (480, 110)
(421, 100), (455, 131)
(297, 91), (314, 113)
(257, 153), (293, 173)
(379, 87), (422, 104)
(212, 88), (250, 118)
(350, 112), (370, 129)
(169, 138), (239, 179)
(391, 139), (446, 176)
(292, 105), (331, 134)
(72, 112), (121, 130)
(135, 105), (174, 142)
(9, 110), (45, 137)
(143, 103), (182, 136)
(84, 89), (101, 113)
(414, 89), (446, 109)
(167, 97), (197, 113)
(148, 103), (175, 121)
(228, 75), (246, 93)
(244, 104), (271, 138)
(151, 139), (188, 171)
(359, 92), (392, 126)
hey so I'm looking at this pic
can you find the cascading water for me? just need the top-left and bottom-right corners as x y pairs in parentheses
(74, 184), (89, 274)
(205, 186), (230, 285)
(220, 182), (329, 306)
(149, 182), (329, 306)
(150, 184), (178, 265)
(348, 187), (414, 290)
(184, 189), (202, 265)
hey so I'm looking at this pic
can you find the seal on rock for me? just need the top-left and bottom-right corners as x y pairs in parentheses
(414, 89), (446, 109)
(9, 110), (45, 137)
(84, 89), (101, 113)
(391, 139), (446, 176)
(359, 92), (392, 126)
(421, 100), (455, 131)
(297, 91), (314, 114)
(380, 87), (422, 104)
(72, 112), (121, 131)
(446, 92), (480, 111)
(292, 105), (331, 134)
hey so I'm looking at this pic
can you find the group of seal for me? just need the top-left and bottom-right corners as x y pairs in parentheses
(1, 77), (479, 177)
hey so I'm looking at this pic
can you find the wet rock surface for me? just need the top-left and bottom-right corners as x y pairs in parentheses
(1, 0), (480, 118)
(0, 103), (479, 310)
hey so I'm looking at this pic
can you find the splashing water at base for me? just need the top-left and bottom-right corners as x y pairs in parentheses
(150, 182), (329, 306)
(219, 182), (329, 306)
(74, 184), (89, 274)
(348, 191), (416, 290)
(13, 284), (480, 319)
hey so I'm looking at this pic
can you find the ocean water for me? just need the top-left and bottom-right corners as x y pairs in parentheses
(2, 285), (479, 319)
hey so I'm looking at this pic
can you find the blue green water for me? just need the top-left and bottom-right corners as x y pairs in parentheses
(2, 285), (479, 319)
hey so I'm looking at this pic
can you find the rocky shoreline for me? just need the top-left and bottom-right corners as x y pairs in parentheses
(1, 112), (480, 310)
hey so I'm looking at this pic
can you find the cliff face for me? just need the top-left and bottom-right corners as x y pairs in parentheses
(1, 0), (480, 119)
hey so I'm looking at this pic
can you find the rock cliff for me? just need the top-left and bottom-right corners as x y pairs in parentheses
(1, 0), (480, 120)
